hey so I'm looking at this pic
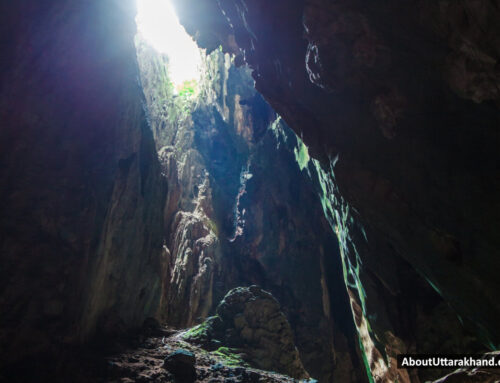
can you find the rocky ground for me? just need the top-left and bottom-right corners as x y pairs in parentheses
(103, 286), (312, 383)
(0, 286), (318, 383)
(0, 324), (314, 383)
(104, 327), (310, 383)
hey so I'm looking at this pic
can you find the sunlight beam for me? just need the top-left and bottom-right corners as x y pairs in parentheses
(136, 0), (201, 86)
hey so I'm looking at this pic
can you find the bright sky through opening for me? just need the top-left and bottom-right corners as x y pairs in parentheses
(136, 0), (201, 86)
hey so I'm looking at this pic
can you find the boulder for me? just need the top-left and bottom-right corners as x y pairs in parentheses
(184, 286), (309, 379)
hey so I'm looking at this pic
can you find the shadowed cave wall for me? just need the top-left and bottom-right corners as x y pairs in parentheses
(0, 0), (166, 362)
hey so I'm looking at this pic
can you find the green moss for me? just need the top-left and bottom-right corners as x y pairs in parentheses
(310, 158), (380, 382)
(178, 80), (197, 98)
(182, 321), (211, 340)
(358, 338), (375, 383)
(212, 347), (248, 367)
(135, 37), (198, 150)
(311, 158), (370, 314)
(269, 116), (288, 148)
(294, 138), (310, 171)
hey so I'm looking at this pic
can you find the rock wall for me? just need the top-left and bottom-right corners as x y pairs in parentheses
(137, 43), (368, 381)
(0, 0), (166, 367)
(222, 121), (368, 382)
(136, 42), (224, 327)
(171, 0), (499, 381)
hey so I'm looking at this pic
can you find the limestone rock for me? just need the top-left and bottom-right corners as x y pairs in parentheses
(184, 286), (309, 380)
(171, 0), (500, 381)
(0, 0), (167, 367)
(138, 37), (363, 382)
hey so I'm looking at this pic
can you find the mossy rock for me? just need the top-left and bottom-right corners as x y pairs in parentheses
(183, 286), (309, 379)
(182, 315), (224, 349)
(211, 347), (249, 367)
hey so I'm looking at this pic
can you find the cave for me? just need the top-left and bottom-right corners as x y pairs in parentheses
(0, 0), (499, 382)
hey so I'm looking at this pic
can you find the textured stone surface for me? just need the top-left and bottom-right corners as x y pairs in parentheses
(163, 349), (197, 382)
(137, 41), (223, 328)
(0, 0), (166, 367)
(223, 121), (367, 383)
(138, 43), (366, 382)
(184, 286), (309, 379)
(171, 0), (499, 381)
(0, 325), (316, 382)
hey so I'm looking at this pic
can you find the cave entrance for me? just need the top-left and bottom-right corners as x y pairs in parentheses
(135, 0), (201, 89)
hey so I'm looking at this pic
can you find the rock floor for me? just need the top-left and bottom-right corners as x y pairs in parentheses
(101, 327), (305, 383)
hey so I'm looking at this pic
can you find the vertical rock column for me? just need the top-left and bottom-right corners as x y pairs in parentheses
(0, 0), (167, 365)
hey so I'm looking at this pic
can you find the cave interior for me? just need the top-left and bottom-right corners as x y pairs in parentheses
(0, 0), (499, 382)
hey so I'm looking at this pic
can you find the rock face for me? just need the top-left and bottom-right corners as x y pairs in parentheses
(137, 43), (366, 382)
(0, 0), (166, 368)
(222, 123), (367, 383)
(136, 41), (224, 328)
(171, 0), (500, 381)
(184, 286), (309, 380)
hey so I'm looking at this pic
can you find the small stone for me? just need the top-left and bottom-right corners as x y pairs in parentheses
(246, 370), (260, 382)
(163, 349), (197, 383)
(232, 367), (245, 375)
(210, 363), (224, 371)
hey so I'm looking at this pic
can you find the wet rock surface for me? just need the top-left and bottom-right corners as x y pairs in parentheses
(184, 286), (309, 380)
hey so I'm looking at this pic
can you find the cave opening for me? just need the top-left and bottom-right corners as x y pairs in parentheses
(135, 0), (201, 88)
